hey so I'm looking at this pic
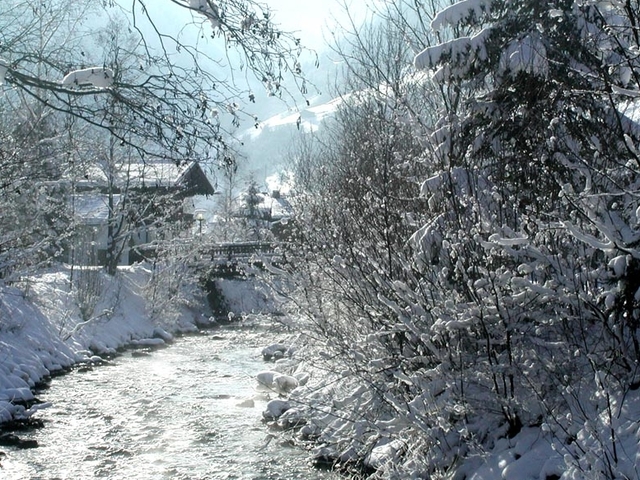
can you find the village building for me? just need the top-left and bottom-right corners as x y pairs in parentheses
(67, 161), (214, 267)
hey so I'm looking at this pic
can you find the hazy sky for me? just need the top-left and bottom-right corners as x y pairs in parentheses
(135, 1), (378, 53)
(263, 0), (377, 50)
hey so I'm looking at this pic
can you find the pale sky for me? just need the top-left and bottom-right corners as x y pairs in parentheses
(263, 0), (377, 50)
(135, 1), (378, 52)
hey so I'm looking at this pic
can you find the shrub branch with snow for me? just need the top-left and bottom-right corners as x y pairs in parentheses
(264, 1), (640, 478)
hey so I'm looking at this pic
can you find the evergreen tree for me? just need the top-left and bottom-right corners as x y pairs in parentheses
(404, 0), (640, 475)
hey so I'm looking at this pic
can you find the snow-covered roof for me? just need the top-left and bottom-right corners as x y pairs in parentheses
(237, 191), (293, 220)
(72, 193), (121, 225)
(269, 196), (293, 220)
(75, 161), (214, 196)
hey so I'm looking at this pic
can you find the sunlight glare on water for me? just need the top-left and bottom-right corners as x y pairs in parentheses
(1, 325), (338, 480)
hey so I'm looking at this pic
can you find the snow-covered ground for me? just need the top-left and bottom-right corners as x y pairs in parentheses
(258, 341), (640, 480)
(4, 265), (639, 479)
(0, 264), (204, 424)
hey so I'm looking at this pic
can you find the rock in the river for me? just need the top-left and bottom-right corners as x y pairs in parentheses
(256, 372), (299, 395)
(237, 398), (255, 408)
(277, 407), (306, 429)
(273, 374), (299, 395)
(293, 371), (310, 386)
(262, 399), (291, 421)
(152, 328), (174, 343)
(0, 433), (38, 449)
(261, 343), (288, 361)
(131, 338), (166, 348)
(256, 370), (279, 390)
(131, 350), (151, 358)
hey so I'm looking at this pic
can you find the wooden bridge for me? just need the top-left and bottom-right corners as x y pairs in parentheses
(201, 242), (281, 277)
(133, 241), (282, 277)
(207, 242), (276, 259)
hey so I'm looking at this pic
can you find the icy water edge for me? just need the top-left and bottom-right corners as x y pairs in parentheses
(1, 325), (337, 480)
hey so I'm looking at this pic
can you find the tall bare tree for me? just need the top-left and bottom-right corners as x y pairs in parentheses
(0, 0), (311, 165)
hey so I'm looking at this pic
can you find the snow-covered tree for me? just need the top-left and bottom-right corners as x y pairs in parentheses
(399, 0), (640, 476)
(268, 1), (640, 477)
(0, 0), (309, 164)
(270, 10), (446, 475)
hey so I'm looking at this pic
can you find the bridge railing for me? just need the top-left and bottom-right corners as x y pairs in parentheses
(207, 242), (277, 259)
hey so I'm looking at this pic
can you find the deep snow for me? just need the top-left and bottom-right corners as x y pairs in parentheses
(0, 265), (202, 424)
(3, 265), (640, 479)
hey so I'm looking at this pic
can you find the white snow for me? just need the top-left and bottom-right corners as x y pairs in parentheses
(414, 28), (491, 73)
(256, 370), (280, 390)
(61, 67), (114, 89)
(486, 232), (529, 247)
(612, 84), (640, 97)
(255, 370), (299, 395)
(563, 221), (615, 250)
(247, 95), (347, 139)
(0, 58), (9, 85)
(431, 0), (492, 32)
(498, 33), (549, 78)
(608, 254), (628, 277)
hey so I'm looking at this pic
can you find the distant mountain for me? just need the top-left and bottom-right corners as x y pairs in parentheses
(237, 90), (344, 178)
(215, 49), (346, 183)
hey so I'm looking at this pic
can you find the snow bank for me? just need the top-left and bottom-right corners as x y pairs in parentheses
(251, 313), (640, 478)
(0, 264), (201, 425)
(0, 283), (79, 422)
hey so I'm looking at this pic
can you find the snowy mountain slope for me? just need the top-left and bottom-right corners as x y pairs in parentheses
(246, 93), (345, 139)
(235, 92), (343, 179)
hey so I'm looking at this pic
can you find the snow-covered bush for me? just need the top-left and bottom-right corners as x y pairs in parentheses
(269, 1), (640, 478)
(74, 267), (106, 322)
(143, 243), (205, 327)
(405, 0), (640, 476)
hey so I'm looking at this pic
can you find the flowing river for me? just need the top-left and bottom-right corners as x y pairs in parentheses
(2, 324), (338, 480)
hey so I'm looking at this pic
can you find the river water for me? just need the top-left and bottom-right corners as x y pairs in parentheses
(2, 325), (338, 480)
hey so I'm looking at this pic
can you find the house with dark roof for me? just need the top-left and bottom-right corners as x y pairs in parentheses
(68, 161), (214, 267)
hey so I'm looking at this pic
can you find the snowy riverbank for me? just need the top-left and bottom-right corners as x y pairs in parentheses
(258, 338), (640, 480)
(0, 264), (208, 425)
(4, 265), (639, 479)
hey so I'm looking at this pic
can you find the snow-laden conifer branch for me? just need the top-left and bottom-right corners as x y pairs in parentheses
(430, 0), (492, 32)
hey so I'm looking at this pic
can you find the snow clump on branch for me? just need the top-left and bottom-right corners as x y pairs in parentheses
(61, 67), (114, 89)
(430, 0), (491, 31)
(0, 59), (9, 85)
(189, 0), (221, 29)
